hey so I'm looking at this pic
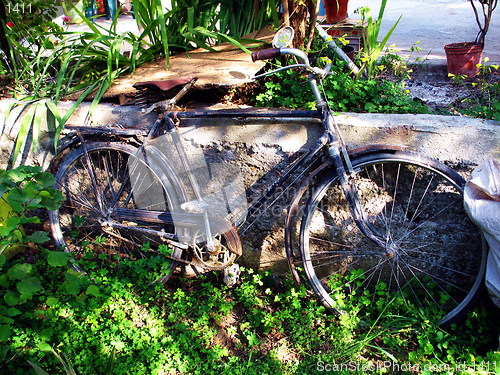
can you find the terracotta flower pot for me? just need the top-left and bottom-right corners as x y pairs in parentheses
(444, 42), (484, 77)
(323, 0), (349, 24)
(96, 0), (105, 15)
(342, 45), (355, 60)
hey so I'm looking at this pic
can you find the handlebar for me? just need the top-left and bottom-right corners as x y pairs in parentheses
(251, 48), (281, 62)
(251, 47), (310, 66)
(251, 47), (332, 80)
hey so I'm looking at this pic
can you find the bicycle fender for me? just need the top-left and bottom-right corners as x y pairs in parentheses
(48, 127), (146, 172)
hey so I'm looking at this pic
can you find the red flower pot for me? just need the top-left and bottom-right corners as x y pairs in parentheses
(323, 0), (349, 24)
(444, 42), (484, 77)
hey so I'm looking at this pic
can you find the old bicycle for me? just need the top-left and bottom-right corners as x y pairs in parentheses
(48, 28), (486, 326)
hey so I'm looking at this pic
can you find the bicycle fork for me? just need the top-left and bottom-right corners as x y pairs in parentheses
(313, 83), (390, 253)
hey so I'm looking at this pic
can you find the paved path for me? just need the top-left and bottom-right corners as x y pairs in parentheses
(348, 0), (500, 65)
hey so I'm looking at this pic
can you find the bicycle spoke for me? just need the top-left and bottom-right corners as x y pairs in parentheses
(49, 143), (181, 285)
(300, 155), (485, 326)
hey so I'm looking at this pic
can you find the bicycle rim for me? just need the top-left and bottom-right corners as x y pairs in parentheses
(300, 152), (487, 326)
(49, 143), (182, 284)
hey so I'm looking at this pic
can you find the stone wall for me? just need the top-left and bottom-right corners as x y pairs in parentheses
(1, 99), (498, 271)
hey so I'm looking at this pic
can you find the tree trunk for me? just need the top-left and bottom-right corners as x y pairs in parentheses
(286, 0), (316, 48)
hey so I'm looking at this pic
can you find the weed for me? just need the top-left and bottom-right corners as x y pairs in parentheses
(355, 0), (401, 80)
(0, 170), (498, 374)
(449, 58), (500, 120)
(254, 58), (430, 114)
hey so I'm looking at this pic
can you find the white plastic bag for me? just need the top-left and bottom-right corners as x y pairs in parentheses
(463, 157), (500, 308)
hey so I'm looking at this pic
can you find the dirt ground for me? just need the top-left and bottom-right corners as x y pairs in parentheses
(404, 64), (500, 115)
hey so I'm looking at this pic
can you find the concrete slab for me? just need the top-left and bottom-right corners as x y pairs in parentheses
(1, 99), (497, 170)
(103, 42), (267, 98)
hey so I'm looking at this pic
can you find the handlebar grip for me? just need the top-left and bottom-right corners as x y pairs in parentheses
(251, 48), (281, 62)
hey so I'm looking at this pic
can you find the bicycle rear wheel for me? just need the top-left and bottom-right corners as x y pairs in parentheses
(49, 142), (183, 284)
(300, 151), (487, 326)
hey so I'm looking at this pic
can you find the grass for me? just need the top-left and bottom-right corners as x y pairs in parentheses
(1, 247), (499, 374)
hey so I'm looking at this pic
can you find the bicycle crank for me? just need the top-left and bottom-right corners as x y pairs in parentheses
(192, 231), (237, 270)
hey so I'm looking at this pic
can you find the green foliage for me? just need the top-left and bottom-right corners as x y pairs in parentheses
(1, 253), (498, 374)
(133, 0), (170, 67)
(3, 0), (59, 35)
(2, 0), (275, 165)
(254, 59), (430, 114)
(449, 59), (500, 120)
(0, 166), (66, 352)
(356, 0), (401, 79)
(0, 166), (63, 251)
(0, 171), (496, 374)
(162, 0), (274, 54)
(3, 13), (142, 165)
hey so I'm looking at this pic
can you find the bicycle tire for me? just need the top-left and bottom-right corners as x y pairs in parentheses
(299, 151), (487, 326)
(49, 142), (183, 284)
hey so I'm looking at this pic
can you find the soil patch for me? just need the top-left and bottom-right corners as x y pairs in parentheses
(405, 64), (500, 115)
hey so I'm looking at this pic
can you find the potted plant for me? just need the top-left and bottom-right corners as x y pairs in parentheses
(84, 0), (96, 20)
(323, 0), (349, 24)
(444, 0), (498, 77)
(95, 0), (106, 15)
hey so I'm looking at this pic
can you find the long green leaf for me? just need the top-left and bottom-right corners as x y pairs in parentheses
(12, 104), (36, 164)
(44, 101), (62, 151)
(155, 0), (170, 68)
(30, 101), (45, 153)
(26, 361), (50, 375)
(56, 81), (100, 131)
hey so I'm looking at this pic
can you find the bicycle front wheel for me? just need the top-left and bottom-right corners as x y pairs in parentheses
(300, 151), (486, 326)
(49, 142), (183, 284)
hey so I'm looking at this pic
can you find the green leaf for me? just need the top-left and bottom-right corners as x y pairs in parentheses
(30, 102), (46, 154)
(85, 285), (101, 297)
(0, 316), (14, 324)
(0, 324), (11, 341)
(7, 263), (33, 280)
(12, 104), (37, 165)
(40, 189), (64, 211)
(32, 172), (55, 189)
(40, 328), (54, 340)
(25, 231), (50, 244)
(27, 360), (50, 375)
(246, 331), (259, 346)
(65, 281), (81, 295)
(6, 307), (22, 317)
(0, 216), (22, 235)
(38, 342), (52, 352)
(46, 297), (59, 307)
(47, 251), (72, 267)
(16, 276), (43, 297)
(4, 291), (19, 306)
(6, 186), (42, 212)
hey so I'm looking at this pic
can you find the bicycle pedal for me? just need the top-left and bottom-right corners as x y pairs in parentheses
(223, 264), (240, 288)
(181, 200), (209, 213)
